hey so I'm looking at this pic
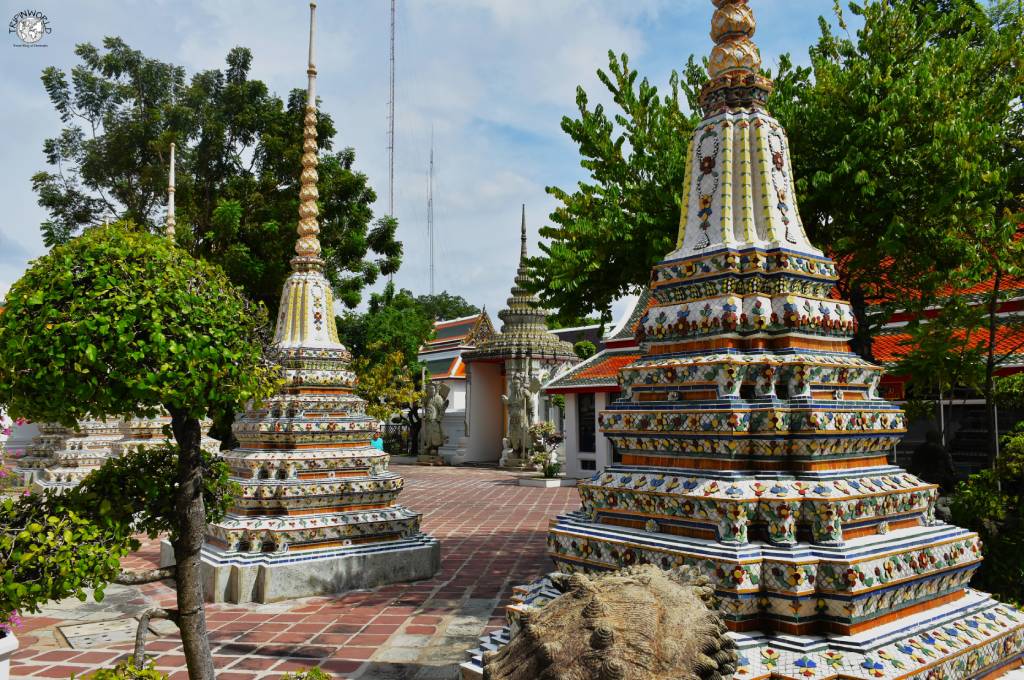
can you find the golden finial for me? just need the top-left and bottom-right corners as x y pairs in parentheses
(699, 0), (772, 115)
(293, 1), (322, 269)
(165, 142), (176, 240)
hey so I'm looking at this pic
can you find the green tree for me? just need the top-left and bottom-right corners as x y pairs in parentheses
(777, 0), (1023, 361)
(353, 343), (422, 423)
(337, 283), (434, 370)
(0, 223), (276, 679)
(526, 52), (701, 326)
(33, 38), (400, 314)
(415, 292), (479, 321)
(574, 340), (598, 360)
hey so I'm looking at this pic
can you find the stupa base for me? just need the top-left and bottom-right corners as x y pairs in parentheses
(162, 535), (440, 604)
(460, 581), (1024, 680)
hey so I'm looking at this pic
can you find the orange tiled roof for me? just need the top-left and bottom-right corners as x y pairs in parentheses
(546, 350), (642, 393)
(874, 325), (1024, 366)
(576, 353), (642, 381)
(420, 313), (496, 354)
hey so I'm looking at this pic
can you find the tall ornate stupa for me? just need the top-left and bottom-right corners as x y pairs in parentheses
(465, 2), (1024, 678)
(463, 207), (577, 366)
(455, 207), (577, 467)
(193, 2), (439, 604)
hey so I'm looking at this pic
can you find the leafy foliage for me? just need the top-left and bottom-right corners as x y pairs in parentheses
(279, 669), (333, 680)
(0, 486), (136, 620)
(352, 343), (422, 423)
(0, 222), (279, 676)
(573, 341), (597, 360)
(951, 425), (1024, 604)
(33, 39), (401, 314)
(527, 51), (701, 325)
(778, 0), (1024, 359)
(77, 445), (239, 540)
(996, 373), (1024, 410)
(415, 292), (479, 321)
(529, 421), (564, 478)
(0, 222), (276, 425)
(336, 283), (435, 369)
(78, 659), (168, 679)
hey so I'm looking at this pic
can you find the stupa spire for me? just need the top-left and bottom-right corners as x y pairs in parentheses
(165, 142), (176, 239)
(699, 0), (773, 115)
(519, 203), (527, 263)
(201, 1), (438, 600)
(293, 1), (322, 269)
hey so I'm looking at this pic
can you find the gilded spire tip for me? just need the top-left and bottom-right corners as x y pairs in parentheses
(293, 0), (322, 269)
(699, 0), (772, 115)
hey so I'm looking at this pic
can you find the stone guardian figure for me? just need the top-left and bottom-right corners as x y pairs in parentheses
(417, 382), (450, 465)
(501, 371), (542, 467)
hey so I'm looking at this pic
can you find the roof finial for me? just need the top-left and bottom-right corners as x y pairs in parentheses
(520, 203), (527, 262)
(293, 1), (322, 269)
(165, 142), (176, 240)
(699, 0), (772, 115)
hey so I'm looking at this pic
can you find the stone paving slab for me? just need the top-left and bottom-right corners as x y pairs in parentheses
(58, 619), (139, 650)
(10, 465), (580, 679)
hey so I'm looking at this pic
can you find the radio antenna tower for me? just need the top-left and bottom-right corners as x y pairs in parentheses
(387, 0), (396, 217)
(427, 129), (435, 295)
(387, 0), (396, 283)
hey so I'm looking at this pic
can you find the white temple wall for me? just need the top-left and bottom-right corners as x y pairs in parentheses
(563, 392), (614, 478)
(461, 361), (504, 464)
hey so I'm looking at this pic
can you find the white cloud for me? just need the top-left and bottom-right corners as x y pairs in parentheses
(0, 0), (830, 318)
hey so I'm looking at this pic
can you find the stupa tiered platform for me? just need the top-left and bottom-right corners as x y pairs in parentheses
(29, 419), (122, 492)
(464, 2), (1024, 678)
(187, 4), (439, 603)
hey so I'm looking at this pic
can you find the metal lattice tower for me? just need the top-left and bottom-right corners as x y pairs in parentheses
(427, 130), (435, 295)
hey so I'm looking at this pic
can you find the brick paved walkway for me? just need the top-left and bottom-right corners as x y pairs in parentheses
(10, 465), (580, 679)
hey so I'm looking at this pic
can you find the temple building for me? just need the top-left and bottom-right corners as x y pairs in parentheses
(191, 2), (439, 604)
(417, 312), (495, 460)
(872, 273), (1024, 474)
(454, 208), (578, 468)
(465, 1), (1024, 677)
(544, 292), (649, 478)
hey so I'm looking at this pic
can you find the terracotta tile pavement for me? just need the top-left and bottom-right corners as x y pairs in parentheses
(10, 466), (580, 679)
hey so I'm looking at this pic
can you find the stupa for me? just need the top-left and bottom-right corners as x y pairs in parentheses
(192, 2), (439, 604)
(455, 208), (577, 467)
(465, 2), (1024, 678)
(28, 420), (122, 492)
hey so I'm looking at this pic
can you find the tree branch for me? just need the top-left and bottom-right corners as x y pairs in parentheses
(133, 607), (178, 669)
(115, 566), (176, 585)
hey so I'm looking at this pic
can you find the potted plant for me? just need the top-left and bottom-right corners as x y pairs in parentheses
(0, 612), (20, 680)
(518, 422), (574, 488)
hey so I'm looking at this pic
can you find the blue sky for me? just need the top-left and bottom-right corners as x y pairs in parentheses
(0, 0), (839, 322)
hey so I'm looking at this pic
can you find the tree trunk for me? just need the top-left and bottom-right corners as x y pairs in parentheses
(168, 408), (216, 680)
(849, 282), (875, 362)
(984, 269), (1003, 469)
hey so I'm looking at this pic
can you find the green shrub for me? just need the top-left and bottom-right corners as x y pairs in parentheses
(950, 428), (1024, 605)
(280, 669), (333, 680)
(573, 340), (597, 360)
(76, 659), (168, 679)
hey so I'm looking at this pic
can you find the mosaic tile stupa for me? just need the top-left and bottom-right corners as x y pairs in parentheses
(465, 2), (1024, 678)
(186, 2), (439, 603)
